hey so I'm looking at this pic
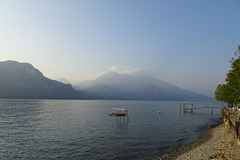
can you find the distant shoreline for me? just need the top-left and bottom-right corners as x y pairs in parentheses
(161, 122), (239, 160)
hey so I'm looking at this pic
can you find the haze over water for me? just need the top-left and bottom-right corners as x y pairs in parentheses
(0, 99), (222, 159)
(1, 1), (240, 97)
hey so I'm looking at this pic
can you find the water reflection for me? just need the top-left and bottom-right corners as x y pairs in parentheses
(116, 117), (129, 129)
(0, 99), (43, 123)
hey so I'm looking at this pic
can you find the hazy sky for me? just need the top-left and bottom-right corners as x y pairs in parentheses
(1, 0), (240, 96)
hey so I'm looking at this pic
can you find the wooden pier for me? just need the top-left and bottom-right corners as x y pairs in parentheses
(179, 102), (222, 114)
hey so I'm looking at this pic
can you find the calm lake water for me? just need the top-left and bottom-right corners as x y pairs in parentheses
(0, 99), (222, 159)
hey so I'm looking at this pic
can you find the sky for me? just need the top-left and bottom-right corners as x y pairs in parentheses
(0, 0), (240, 97)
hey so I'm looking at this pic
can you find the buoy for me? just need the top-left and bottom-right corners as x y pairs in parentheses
(158, 111), (161, 114)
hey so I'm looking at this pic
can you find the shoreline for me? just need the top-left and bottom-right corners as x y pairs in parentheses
(160, 122), (240, 160)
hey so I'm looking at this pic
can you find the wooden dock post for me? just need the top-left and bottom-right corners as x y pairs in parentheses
(190, 104), (193, 113)
(183, 102), (186, 112)
(180, 102), (181, 113)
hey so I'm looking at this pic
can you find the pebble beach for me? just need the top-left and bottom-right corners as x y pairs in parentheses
(162, 123), (240, 160)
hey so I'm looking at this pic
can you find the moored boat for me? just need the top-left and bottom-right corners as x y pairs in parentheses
(107, 107), (128, 117)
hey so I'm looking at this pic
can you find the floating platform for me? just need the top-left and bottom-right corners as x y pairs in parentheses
(107, 113), (126, 117)
(107, 107), (129, 119)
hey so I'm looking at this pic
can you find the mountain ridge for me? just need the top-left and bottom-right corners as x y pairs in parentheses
(0, 60), (212, 101)
(75, 71), (212, 101)
(0, 60), (82, 99)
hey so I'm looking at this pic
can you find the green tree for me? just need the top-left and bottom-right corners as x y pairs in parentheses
(215, 84), (234, 107)
(215, 45), (240, 107)
(215, 84), (224, 102)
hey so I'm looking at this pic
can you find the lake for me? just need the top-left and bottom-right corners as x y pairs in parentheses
(0, 99), (222, 159)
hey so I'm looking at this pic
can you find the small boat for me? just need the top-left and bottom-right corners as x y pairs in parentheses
(107, 107), (128, 117)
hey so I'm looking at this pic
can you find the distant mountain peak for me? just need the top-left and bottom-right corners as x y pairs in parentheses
(2, 60), (15, 63)
(76, 71), (211, 101)
(0, 60), (211, 101)
(2, 60), (33, 67)
(0, 60), (44, 78)
(98, 71), (125, 78)
(0, 60), (82, 99)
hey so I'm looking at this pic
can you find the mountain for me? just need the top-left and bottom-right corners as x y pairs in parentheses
(0, 61), (82, 99)
(57, 78), (71, 84)
(75, 72), (212, 101)
(0, 60), (212, 101)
